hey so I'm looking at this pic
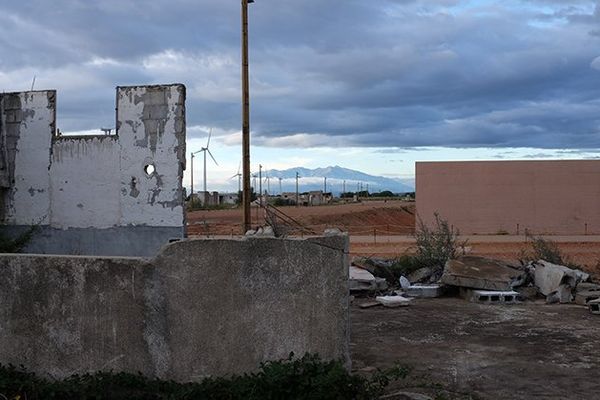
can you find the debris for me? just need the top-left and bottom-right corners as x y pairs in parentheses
(375, 295), (413, 308)
(323, 227), (343, 236)
(380, 391), (433, 400)
(359, 301), (382, 309)
(405, 284), (444, 298)
(589, 298), (600, 315)
(533, 260), (589, 303)
(349, 266), (388, 292)
(515, 286), (539, 301)
(441, 256), (526, 291)
(399, 275), (411, 289)
(575, 290), (600, 306)
(407, 267), (434, 284)
(460, 288), (520, 304)
(545, 284), (572, 304)
(576, 282), (600, 292)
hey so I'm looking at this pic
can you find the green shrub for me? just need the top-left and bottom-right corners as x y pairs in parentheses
(414, 213), (466, 269)
(520, 233), (578, 268)
(0, 354), (410, 400)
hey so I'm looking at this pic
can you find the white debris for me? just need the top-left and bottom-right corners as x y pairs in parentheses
(376, 295), (413, 308)
(399, 276), (411, 289)
(349, 266), (387, 292)
(534, 260), (589, 303)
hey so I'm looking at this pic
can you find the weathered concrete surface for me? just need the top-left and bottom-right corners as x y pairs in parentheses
(0, 235), (350, 380)
(2, 225), (183, 257)
(0, 85), (186, 257)
(441, 256), (525, 291)
(417, 160), (600, 235)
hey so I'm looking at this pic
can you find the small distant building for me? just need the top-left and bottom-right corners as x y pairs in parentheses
(196, 191), (220, 207)
(220, 192), (238, 205)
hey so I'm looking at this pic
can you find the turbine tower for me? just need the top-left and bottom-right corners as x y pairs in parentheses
(199, 128), (218, 193)
(230, 162), (242, 193)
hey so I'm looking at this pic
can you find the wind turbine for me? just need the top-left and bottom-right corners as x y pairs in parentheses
(230, 162), (242, 193)
(278, 177), (283, 194)
(199, 128), (218, 193)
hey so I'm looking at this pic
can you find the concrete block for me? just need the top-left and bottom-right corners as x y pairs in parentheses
(442, 256), (525, 291)
(405, 284), (444, 298)
(588, 298), (600, 315)
(461, 288), (521, 304)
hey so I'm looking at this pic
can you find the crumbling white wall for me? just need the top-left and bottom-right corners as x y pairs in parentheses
(0, 84), (186, 256)
(1, 91), (54, 225)
(50, 136), (121, 229)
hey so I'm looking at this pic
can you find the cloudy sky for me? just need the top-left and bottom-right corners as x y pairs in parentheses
(1, 0), (599, 191)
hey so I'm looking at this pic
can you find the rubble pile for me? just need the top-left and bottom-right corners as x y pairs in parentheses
(350, 254), (600, 314)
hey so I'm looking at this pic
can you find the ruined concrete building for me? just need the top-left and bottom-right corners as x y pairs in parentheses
(0, 84), (186, 256)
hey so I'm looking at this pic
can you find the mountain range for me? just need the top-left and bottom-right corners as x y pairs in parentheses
(260, 166), (414, 195)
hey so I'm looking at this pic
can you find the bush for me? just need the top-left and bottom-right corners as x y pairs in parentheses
(414, 213), (466, 269)
(0, 354), (410, 400)
(520, 233), (578, 268)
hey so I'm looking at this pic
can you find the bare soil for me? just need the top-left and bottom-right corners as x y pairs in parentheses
(351, 298), (600, 399)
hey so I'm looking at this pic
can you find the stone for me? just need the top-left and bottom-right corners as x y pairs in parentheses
(546, 284), (573, 304)
(534, 260), (588, 298)
(376, 295), (413, 308)
(407, 267), (434, 283)
(441, 256), (525, 290)
(576, 282), (600, 292)
(405, 284), (444, 298)
(399, 275), (411, 289)
(575, 290), (600, 305)
(349, 266), (388, 292)
(515, 286), (539, 300)
(359, 301), (382, 309)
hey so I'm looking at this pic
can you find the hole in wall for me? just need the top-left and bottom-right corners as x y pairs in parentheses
(144, 164), (156, 176)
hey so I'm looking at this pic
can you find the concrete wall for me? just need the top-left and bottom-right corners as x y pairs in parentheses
(0, 235), (350, 381)
(0, 85), (186, 256)
(416, 160), (600, 235)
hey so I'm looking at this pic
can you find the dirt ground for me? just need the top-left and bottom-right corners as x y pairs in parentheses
(188, 201), (600, 274)
(186, 200), (415, 236)
(351, 298), (600, 400)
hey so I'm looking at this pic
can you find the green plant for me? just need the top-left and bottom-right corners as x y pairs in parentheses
(520, 233), (578, 268)
(414, 213), (466, 269)
(389, 254), (422, 281)
(0, 354), (410, 400)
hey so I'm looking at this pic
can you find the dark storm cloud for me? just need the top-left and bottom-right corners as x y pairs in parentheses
(0, 0), (598, 148)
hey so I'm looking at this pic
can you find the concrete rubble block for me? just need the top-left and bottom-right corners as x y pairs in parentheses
(533, 260), (589, 298)
(349, 266), (387, 292)
(588, 298), (600, 315)
(441, 256), (525, 291)
(575, 290), (600, 306)
(576, 282), (600, 292)
(461, 288), (521, 304)
(546, 284), (573, 304)
(375, 295), (413, 308)
(407, 266), (434, 283)
(515, 286), (539, 301)
(405, 284), (445, 298)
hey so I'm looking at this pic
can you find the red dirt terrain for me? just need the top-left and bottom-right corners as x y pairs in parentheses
(187, 200), (600, 275)
(186, 200), (416, 236)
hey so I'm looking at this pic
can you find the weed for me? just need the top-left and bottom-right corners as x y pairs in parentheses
(414, 213), (467, 269)
(520, 233), (578, 268)
(0, 354), (410, 400)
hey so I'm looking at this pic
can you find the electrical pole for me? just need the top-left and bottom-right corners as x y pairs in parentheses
(190, 152), (195, 203)
(241, 0), (254, 233)
(295, 172), (299, 207)
(259, 164), (262, 208)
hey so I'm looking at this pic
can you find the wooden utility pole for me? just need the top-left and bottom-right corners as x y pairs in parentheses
(241, 0), (253, 233)
(295, 172), (300, 207)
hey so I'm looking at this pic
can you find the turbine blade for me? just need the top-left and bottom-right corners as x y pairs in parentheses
(206, 127), (212, 148)
(237, 161), (241, 175)
(208, 149), (218, 166)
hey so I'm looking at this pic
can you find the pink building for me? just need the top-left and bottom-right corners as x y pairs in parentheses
(416, 160), (600, 235)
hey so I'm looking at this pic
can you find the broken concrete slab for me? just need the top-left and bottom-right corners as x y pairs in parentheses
(349, 266), (388, 292)
(405, 284), (444, 298)
(359, 301), (382, 309)
(441, 256), (525, 291)
(534, 260), (589, 296)
(576, 282), (600, 292)
(376, 295), (413, 308)
(460, 288), (520, 304)
(588, 298), (600, 315)
(575, 290), (600, 306)
(546, 284), (573, 304)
